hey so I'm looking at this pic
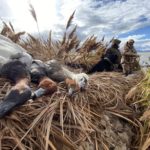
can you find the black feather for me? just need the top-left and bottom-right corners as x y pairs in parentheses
(0, 88), (31, 118)
(0, 60), (30, 83)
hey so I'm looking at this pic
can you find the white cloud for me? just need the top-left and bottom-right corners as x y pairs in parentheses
(55, 0), (150, 52)
(0, 0), (58, 33)
(0, 0), (12, 19)
(0, 0), (150, 51)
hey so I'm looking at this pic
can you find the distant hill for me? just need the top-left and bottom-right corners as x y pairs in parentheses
(138, 50), (150, 52)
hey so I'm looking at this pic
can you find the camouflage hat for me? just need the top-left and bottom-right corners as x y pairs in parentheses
(128, 39), (134, 44)
(112, 39), (121, 45)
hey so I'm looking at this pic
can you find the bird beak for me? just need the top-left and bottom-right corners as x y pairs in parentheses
(32, 77), (57, 100)
(0, 86), (31, 118)
(31, 88), (48, 99)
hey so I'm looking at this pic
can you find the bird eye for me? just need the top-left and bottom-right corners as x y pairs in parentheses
(79, 77), (87, 83)
(80, 78), (83, 81)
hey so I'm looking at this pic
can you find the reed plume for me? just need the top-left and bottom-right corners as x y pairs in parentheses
(29, 3), (41, 39)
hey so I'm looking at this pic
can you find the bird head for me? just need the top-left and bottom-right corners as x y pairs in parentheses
(74, 73), (89, 90)
(65, 73), (89, 96)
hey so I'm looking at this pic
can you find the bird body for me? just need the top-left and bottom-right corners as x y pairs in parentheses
(0, 34), (32, 68)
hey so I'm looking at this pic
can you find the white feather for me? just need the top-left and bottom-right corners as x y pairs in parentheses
(62, 67), (89, 88)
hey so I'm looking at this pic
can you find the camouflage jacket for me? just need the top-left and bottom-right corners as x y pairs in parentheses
(121, 42), (139, 64)
(105, 46), (121, 65)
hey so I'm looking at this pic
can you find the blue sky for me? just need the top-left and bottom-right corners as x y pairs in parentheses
(119, 26), (150, 38)
(119, 26), (150, 51)
(0, 0), (150, 51)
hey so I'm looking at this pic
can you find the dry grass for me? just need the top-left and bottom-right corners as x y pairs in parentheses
(0, 21), (25, 43)
(18, 12), (106, 72)
(0, 71), (144, 150)
(126, 69), (150, 150)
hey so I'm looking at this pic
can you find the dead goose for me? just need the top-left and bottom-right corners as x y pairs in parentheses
(0, 35), (57, 118)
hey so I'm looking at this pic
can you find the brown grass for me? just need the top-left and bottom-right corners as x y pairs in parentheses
(0, 71), (144, 150)
(126, 69), (150, 150)
(0, 21), (25, 43)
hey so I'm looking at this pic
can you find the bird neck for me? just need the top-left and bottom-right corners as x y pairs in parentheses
(12, 78), (30, 92)
(16, 78), (29, 85)
(62, 67), (75, 79)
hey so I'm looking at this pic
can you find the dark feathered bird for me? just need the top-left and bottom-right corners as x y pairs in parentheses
(0, 86), (31, 118)
(0, 60), (31, 118)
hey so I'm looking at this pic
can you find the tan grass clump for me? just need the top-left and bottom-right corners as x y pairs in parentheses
(126, 69), (150, 150)
(20, 33), (55, 61)
(0, 11), (107, 75)
(19, 11), (106, 71)
(0, 21), (25, 43)
(0, 71), (144, 150)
